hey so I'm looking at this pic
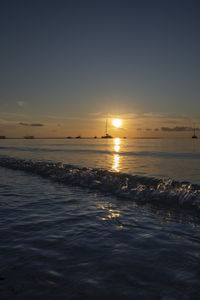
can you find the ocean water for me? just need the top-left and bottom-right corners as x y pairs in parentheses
(1, 138), (200, 299)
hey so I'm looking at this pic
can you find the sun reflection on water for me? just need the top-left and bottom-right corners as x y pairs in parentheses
(114, 137), (120, 145)
(114, 145), (120, 152)
(100, 207), (121, 221)
(112, 138), (121, 171)
(112, 154), (120, 171)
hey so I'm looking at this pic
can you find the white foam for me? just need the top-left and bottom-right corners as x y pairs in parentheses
(0, 156), (200, 210)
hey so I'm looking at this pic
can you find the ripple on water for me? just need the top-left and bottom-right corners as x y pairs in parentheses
(1, 166), (200, 299)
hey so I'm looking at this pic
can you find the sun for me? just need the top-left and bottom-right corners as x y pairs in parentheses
(112, 119), (122, 128)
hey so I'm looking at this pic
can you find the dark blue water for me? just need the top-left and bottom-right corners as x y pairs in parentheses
(1, 166), (200, 299)
(1, 138), (200, 298)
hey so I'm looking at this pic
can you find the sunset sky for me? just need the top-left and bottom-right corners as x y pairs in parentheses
(1, 0), (200, 138)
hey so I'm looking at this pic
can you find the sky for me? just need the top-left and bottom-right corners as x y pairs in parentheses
(1, 0), (200, 138)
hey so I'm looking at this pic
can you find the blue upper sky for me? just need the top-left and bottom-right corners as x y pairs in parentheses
(1, 0), (200, 137)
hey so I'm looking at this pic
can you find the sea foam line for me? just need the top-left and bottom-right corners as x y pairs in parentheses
(0, 156), (200, 210)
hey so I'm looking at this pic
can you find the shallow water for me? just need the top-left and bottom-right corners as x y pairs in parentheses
(1, 139), (200, 299)
(1, 167), (200, 299)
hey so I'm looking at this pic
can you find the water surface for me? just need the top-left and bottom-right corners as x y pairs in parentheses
(0, 138), (200, 183)
(1, 138), (200, 299)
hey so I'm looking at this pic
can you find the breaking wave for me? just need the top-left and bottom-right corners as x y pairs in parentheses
(0, 156), (200, 210)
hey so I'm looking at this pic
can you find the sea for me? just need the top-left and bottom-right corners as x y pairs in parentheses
(0, 138), (200, 299)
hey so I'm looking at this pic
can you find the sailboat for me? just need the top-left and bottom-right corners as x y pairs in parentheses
(101, 119), (113, 138)
(192, 128), (198, 139)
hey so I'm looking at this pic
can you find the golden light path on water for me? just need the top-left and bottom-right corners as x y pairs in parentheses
(102, 137), (122, 221)
(112, 138), (120, 172)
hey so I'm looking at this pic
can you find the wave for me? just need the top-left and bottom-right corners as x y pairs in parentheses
(0, 156), (200, 210)
(1, 146), (200, 159)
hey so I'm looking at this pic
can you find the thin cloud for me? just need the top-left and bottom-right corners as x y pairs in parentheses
(89, 112), (139, 120)
(89, 112), (103, 116)
(19, 122), (44, 127)
(0, 112), (28, 119)
(46, 115), (87, 121)
(17, 101), (25, 107)
(161, 126), (199, 132)
(89, 111), (189, 122)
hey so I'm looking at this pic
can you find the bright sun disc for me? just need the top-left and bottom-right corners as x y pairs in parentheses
(112, 119), (122, 128)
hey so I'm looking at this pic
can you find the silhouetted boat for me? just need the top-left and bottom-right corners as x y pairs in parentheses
(0, 136), (6, 139)
(101, 119), (113, 138)
(66, 136), (72, 139)
(101, 133), (113, 138)
(76, 136), (81, 139)
(94, 136), (97, 139)
(24, 136), (34, 139)
(192, 128), (198, 139)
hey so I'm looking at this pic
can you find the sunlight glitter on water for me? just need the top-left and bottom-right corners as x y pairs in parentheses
(1, 137), (200, 299)
(112, 138), (121, 171)
(0, 138), (200, 183)
(112, 154), (120, 172)
(1, 167), (200, 299)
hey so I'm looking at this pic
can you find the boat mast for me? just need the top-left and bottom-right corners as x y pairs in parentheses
(105, 119), (108, 135)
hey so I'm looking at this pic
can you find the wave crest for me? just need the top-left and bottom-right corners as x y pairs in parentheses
(0, 156), (200, 210)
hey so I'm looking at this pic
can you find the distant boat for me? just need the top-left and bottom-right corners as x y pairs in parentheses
(101, 119), (113, 138)
(192, 128), (198, 139)
(94, 136), (97, 139)
(76, 135), (81, 139)
(101, 133), (113, 138)
(66, 136), (72, 139)
(0, 136), (6, 139)
(24, 136), (34, 139)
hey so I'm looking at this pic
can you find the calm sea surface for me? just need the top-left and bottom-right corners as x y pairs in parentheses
(0, 138), (200, 299)
(1, 138), (200, 182)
